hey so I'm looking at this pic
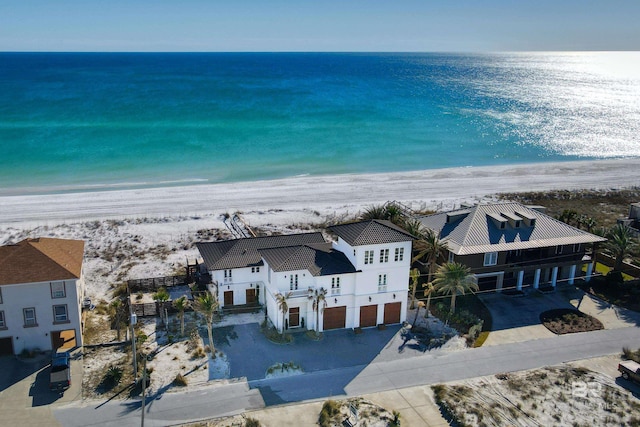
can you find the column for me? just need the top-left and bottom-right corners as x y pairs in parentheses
(533, 269), (541, 289)
(517, 270), (524, 291)
(585, 263), (594, 283)
(551, 266), (558, 288)
(568, 265), (577, 285)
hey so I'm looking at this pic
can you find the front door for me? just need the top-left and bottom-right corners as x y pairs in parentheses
(246, 288), (257, 305)
(289, 307), (300, 327)
(224, 291), (234, 306)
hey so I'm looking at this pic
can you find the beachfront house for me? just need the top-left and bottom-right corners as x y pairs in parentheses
(196, 220), (413, 332)
(417, 203), (606, 293)
(0, 238), (86, 355)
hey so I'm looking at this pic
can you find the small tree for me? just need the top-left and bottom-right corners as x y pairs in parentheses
(194, 292), (219, 356)
(173, 296), (189, 337)
(275, 292), (293, 340)
(433, 262), (478, 313)
(412, 228), (448, 308)
(308, 287), (327, 335)
(153, 287), (170, 327)
(408, 268), (421, 310)
(109, 298), (127, 341)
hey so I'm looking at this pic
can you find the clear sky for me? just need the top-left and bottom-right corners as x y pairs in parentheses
(1, 0), (638, 52)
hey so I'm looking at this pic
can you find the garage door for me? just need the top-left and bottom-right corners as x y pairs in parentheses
(0, 337), (13, 356)
(383, 302), (401, 325)
(477, 275), (498, 292)
(359, 305), (378, 328)
(323, 306), (346, 330)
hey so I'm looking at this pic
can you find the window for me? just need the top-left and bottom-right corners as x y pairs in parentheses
(23, 307), (37, 327)
(379, 249), (389, 263)
(331, 277), (341, 295)
(483, 252), (498, 266)
(555, 245), (563, 255)
(573, 244), (581, 253)
(364, 250), (374, 265)
(51, 282), (66, 298)
(353, 250), (356, 257)
(224, 270), (232, 282)
(0, 311), (5, 328)
(289, 274), (298, 290)
(378, 274), (387, 292)
(448, 252), (455, 263)
(394, 247), (404, 262)
(53, 305), (68, 323)
(251, 267), (260, 273)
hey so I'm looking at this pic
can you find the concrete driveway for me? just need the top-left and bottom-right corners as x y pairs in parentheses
(479, 286), (577, 346)
(0, 350), (83, 426)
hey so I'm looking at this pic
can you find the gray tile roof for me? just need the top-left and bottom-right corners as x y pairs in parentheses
(418, 202), (606, 255)
(197, 233), (326, 270)
(328, 220), (415, 246)
(259, 243), (357, 276)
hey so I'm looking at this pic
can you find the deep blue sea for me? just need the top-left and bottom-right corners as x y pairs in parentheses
(1, 52), (639, 195)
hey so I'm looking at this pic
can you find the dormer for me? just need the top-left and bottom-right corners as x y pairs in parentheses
(446, 209), (471, 224)
(515, 210), (537, 227)
(500, 212), (523, 229)
(487, 212), (508, 230)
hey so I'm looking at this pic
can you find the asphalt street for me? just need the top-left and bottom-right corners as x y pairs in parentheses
(53, 325), (640, 426)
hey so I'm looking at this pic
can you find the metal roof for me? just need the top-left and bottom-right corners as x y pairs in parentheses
(259, 243), (357, 276)
(0, 238), (85, 286)
(196, 233), (326, 270)
(328, 219), (414, 246)
(418, 202), (607, 256)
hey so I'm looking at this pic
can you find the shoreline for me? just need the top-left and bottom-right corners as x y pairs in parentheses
(1, 158), (639, 228)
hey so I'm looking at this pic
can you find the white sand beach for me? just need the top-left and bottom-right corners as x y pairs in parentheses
(1, 158), (638, 305)
(1, 158), (639, 228)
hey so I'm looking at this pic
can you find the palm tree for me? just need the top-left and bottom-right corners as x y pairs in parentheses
(153, 287), (170, 328)
(194, 292), (219, 356)
(423, 281), (435, 318)
(605, 224), (638, 272)
(308, 287), (327, 335)
(433, 262), (478, 313)
(109, 298), (127, 341)
(173, 296), (189, 337)
(275, 292), (293, 340)
(360, 204), (387, 221)
(408, 268), (421, 310)
(412, 228), (448, 308)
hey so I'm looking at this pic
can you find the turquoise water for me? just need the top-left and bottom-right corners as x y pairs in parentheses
(1, 52), (639, 195)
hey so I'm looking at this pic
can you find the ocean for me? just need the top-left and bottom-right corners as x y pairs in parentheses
(1, 52), (639, 195)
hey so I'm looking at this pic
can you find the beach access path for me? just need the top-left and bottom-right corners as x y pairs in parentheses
(51, 325), (640, 427)
(1, 158), (639, 228)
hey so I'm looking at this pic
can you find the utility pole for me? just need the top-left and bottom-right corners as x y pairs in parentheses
(130, 312), (138, 382)
(141, 354), (147, 427)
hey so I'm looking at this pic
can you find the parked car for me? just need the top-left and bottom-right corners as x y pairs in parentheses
(618, 360), (640, 383)
(50, 351), (71, 392)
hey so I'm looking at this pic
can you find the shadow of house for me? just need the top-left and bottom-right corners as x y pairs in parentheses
(215, 322), (402, 405)
(0, 355), (49, 394)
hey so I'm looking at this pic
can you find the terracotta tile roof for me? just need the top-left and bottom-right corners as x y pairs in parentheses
(328, 220), (415, 246)
(0, 238), (85, 286)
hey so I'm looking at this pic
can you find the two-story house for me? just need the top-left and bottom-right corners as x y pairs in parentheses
(417, 203), (606, 292)
(196, 219), (414, 332)
(0, 238), (86, 355)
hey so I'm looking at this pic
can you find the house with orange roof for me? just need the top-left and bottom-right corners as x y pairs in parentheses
(0, 238), (86, 355)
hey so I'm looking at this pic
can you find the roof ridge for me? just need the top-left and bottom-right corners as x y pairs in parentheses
(457, 204), (481, 247)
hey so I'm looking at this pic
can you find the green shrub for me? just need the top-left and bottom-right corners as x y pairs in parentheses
(105, 366), (123, 385)
(172, 373), (187, 386)
(318, 399), (341, 427)
(244, 418), (261, 427)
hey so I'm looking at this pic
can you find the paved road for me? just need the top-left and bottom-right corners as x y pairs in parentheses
(53, 325), (640, 426)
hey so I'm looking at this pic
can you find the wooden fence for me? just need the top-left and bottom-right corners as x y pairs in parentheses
(128, 275), (188, 292)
